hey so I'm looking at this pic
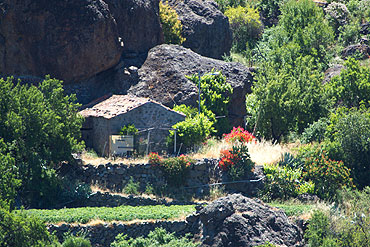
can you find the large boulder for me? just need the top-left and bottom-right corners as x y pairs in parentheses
(0, 0), (122, 83)
(104, 0), (164, 56)
(128, 44), (254, 127)
(190, 194), (304, 247)
(167, 0), (232, 59)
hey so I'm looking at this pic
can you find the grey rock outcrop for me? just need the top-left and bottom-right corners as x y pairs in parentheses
(0, 0), (122, 83)
(167, 0), (232, 59)
(323, 64), (344, 83)
(341, 43), (370, 59)
(360, 22), (370, 35)
(192, 194), (304, 247)
(128, 44), (254, 127)
(104, 0), (164, 56)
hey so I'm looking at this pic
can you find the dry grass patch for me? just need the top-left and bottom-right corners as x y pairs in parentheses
(189, 138), (296, 166)
(81, 150), (148, 166)
(247, 140), (296, 166)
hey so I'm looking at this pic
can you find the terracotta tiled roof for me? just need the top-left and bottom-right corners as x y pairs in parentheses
(79, 95), (183, 119)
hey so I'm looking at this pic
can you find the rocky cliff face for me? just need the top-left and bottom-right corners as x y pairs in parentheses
(128, 44), (253, 127)
(104, 0), (163, 56)
(0, 0), (122, 83)
(168, 0), (232, 59)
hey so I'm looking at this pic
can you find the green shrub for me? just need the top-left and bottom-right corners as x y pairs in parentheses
(111, 227), (199, 247)
(159, 1), (185, 44)
(305, 211), (334, 247)
(300, 118), (329, 144)
(326, 106), (370, 188)
(219, 144), (255, 181)
(145, 183), (155, 195)
(124, 177), (140, 195)
(160, 155), (193, 186)
(214, 0), (248, 13)
(169, 111), (215, 150)
(305, 188), (370, 246)
(187, 71), (233, 136)
(0, 207), (59, 247)
(119, 124), (138, 136)
(325, 58), (370, 108)
(334, 187), (370, 247)
(62, 235), (91, 247)
(338, 20), (361, 46)
(261, 163), (311, 201)
(278, 0), (334, 64)
(0, 139), (21, 209)
(224, 6), (263, 52)
(302, 147), (354, 199)
(257, 0), (282, 26)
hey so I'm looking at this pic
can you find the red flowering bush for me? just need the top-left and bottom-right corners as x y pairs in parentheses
(148, 152), (162, 166)
(223, 126), (256, 143)
(161, 154), (194, 186)
(303, 151), (354, 199)
(219, 145), (254, 180)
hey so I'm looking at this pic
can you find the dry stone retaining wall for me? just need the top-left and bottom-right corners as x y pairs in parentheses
(71, 158), (264, 202)
(77, 159), (222, 193)
(73, 191), (199, 207)
(48, 220), (191, 247)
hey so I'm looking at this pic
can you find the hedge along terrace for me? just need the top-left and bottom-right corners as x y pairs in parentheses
(22, 205), (196, 224)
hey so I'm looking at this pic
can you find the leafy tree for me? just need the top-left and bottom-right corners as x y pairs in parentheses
(279, 0), (334, 64)
(326, 106), (370, 188)
(187, 71), (233, 136)
(325, 58), (370, 108)
(159, 1), (185, 45)
(0, 76), (84, 208)
(249, 56), (328, 141)
(0, 208), (60, 247)
(256, 0), (334, 68)
(0, 139), (20, 210)
(224, 6), (263, 52)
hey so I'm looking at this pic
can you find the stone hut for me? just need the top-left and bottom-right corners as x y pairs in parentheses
(79, 95), (185, 156)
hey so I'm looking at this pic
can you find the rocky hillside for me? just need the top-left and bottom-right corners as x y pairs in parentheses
(0, 0), (249, 105)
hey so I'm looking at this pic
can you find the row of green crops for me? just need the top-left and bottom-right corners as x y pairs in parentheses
(21, 205), (196, 224)
(268, 202), (315, 217)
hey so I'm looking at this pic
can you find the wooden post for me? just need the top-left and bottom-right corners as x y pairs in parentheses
(174, 129), (177, 154)
(145, 130), (151, 155)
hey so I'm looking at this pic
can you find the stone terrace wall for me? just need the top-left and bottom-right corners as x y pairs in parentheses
(70, 158), (264, 200)
(77, 159), (222, 192)
(48, 220), (196, 247)
(72, 191), (199, 207)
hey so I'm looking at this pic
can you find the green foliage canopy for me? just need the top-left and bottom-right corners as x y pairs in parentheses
(325, 58), (370, 108)
(0, 208), (59, 247)
(225, 6), (263, 52)
(0, 76), (84, 208)
(187, 71), (233, 136)
(249, 56), (328, 141)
